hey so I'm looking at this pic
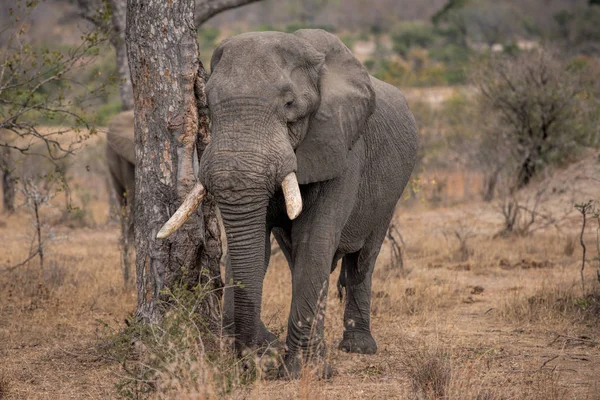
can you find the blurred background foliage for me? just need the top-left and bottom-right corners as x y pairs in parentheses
(1, 0), (599, 200)
(2, 0), (598, 120)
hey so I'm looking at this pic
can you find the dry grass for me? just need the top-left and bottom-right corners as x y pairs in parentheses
(1, 143), (600, 399)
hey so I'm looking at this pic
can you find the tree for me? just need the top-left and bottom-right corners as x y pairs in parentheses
(1, 143), (15, 213)
(76, 0), (261, 288)
(126, 0), (226, 323)
(431, 0), (471, 26)
(473, 48), (599, 190)
(0, 1), (111, 212)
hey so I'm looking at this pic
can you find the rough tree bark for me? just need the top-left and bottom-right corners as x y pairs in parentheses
(126, 0), (222, 323)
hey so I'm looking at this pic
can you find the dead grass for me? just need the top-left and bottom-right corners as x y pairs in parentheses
(1, 146), (600, 399)
(0, 370), (10, 400)
(399, 339), (452, 399)
(500, 282), (600, 329)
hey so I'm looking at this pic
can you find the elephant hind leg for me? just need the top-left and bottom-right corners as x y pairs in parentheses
(338, 227), (388, 355)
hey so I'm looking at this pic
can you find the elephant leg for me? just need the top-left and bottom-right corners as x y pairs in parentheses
(272, 225), (293, 268)
(121, 161), (135, 287)
(338, 252), (377, 354)
(281, 254), (332, 378)
(109, 169), (133, 287)
(338, 225), (388, 354)
(279, 220), (340, 379)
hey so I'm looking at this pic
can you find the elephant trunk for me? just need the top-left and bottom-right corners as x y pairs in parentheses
(218, 199), (268, 349)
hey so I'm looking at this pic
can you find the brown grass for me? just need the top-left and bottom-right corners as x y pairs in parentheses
(1, 143), (599, 399)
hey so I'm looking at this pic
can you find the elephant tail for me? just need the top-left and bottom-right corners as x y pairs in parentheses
(337, 263), (346, 302)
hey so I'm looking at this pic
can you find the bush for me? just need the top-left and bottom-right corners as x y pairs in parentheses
(391, 22), (438, 57)
(99, 281), (274, 398)
(472, 47), (600, 189)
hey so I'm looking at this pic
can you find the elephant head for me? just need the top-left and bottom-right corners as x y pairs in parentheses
(158, 29), (375, 348)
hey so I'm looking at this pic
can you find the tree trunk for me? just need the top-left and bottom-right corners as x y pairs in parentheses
(1, 146), (15, 213)
(482, 165), (502, 202)
(109, 0), (134, 111)
(126, 0), (222, 323)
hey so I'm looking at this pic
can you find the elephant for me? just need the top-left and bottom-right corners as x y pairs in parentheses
(105, 110), (136, 286)
(157, 29), (419, 378)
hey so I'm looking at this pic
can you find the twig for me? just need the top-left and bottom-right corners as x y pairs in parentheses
(575, 201), (593, 296)
(540, 355), (559, 370)
(548, 331), (598, 346)
(1, 249), (40, 273)
(387, 222), (405, 270)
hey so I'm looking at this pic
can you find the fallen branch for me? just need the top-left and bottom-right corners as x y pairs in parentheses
(548, 331), (598, 346)
(539, 354), (559, 370)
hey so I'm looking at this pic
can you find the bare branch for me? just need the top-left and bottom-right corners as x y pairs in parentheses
(195, 0), (262, 26)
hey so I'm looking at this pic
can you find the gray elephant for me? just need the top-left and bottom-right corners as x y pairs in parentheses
(105, 110), (136, 286)
(158, 29), (418, 377)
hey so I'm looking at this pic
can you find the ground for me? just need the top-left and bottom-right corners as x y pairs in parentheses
(1, 140), (599, 399)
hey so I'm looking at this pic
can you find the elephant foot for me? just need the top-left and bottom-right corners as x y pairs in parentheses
(338, 331), (377, 354)
(225, 321), (281, 351)
(277, 352), (333, 380)
(257, 322), (281, 349)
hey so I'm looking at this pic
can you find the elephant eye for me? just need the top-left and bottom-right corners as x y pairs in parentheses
(285, 99), (294, 108)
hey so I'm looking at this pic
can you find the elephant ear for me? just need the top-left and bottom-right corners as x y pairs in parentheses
(293, 29), (376, 184)
(107, 110), (135, 165)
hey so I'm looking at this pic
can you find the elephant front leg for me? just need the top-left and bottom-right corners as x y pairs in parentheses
(279, 234), (335, 379)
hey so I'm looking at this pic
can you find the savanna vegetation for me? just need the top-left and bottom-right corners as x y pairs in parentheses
(1, 0), (600, 398)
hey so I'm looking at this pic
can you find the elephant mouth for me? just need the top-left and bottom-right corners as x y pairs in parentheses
(156, 172), (302, 239)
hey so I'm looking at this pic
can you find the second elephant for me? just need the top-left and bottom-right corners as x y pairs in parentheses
(105, 110), (136, 285)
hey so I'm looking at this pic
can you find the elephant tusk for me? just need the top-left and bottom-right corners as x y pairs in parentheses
(282, 172), (302, 220)
(156, 182), (206, 239)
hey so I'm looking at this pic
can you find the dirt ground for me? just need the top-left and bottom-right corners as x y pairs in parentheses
(1, 141), (599, 399)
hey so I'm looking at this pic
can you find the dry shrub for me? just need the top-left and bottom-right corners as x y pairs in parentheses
(400, 342), (452, 400)
(98, 282), (271, 398)
(1, 254), (78, 304)
(399, 337), (571, 400)
(519, 371), (569, 400)
(443, 219), (475, 262)
(501, 283), (600, 326)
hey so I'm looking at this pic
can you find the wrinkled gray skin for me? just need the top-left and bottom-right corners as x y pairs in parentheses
(105, 111), (136, 275)
(199, 29), (418, 377)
